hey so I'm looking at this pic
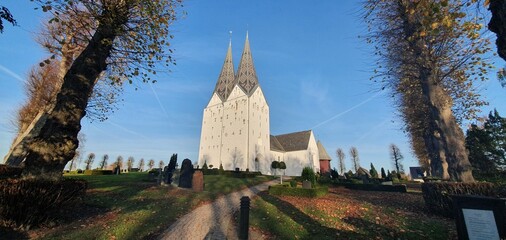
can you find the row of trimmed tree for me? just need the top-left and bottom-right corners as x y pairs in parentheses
(335, 144), (404, 176)
(71, 154), (163, 172)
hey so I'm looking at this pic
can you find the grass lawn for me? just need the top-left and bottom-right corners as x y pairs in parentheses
(24, 172), (273, 240)
(250, 186), (456, 240)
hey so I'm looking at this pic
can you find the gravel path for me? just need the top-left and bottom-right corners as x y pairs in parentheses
(158, 179), (279, 240)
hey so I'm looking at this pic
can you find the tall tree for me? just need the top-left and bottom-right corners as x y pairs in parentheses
(67, 132), (85, 171)
(466, 109), (506, 173)
(364, 0), (492, 181)
(369, 163), (379, 178)
(18, 0), (182, 179)
(138, 158), (145, 172)
(381, 167), (387, 179)
(390, 144), (404, 175)
(488, 0), (506, 62)
(127, 156), (134, 171)
(116, 156), (124, 169)
(99, 154), (109, 170)
(84, 152), (95, 170)
(148, 159), (155, 171)
(0, 6), (16, 33)
(336, 148), (346, 175)
(349, 147), (360, 172)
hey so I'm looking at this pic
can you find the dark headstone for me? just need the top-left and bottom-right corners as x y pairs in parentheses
(178, 158), (194, 188)
(166, 154), (177, 184)
(114, 165), (121, 175)
(192, 170), (204, 192)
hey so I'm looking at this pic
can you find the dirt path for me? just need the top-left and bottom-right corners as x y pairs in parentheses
(158, 179), (279, 240)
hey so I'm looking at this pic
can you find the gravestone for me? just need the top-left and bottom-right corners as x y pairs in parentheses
(192, 170), (204, 192)
(302, 180), (312, 189)
(178, 158), (194, 188)
(166, 154), (177, 184)
(114, 165), (121, 175)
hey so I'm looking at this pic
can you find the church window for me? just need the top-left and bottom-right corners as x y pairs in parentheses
(226, 115), (228, 119)
(214, 118), (216, 122)
(243, 119), (246, 124)
(278, 156), (280, 161)
(230, 122), (232, 126)
(232, 131), (234, 135)
(239, 130), (242, 135)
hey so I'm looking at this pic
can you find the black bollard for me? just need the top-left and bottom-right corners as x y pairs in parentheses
(239, 196), (250, 240)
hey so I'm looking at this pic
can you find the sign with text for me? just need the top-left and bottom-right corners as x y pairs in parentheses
(452, 195), (505, 240)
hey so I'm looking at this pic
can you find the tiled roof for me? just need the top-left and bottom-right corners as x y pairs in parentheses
(271, 130), (311, 152)
(317, 141), (331, 160)
(270, 135), (285, 152)
(213, 41), (235, 101)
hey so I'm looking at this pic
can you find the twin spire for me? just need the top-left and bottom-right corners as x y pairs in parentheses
(213, 32), (259, 101)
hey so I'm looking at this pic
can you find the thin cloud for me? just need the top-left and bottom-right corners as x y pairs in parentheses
(312, 91), (382, 129)
(108, 121), (149, 140)
(353, 118), (390, 145)
(149, 82), (170, 120)
(0, 64), (24, 83)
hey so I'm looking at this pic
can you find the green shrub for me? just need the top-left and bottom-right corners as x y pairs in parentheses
(301, 167), (316, 188)
(269, 185), (328, 198)
(421, 182), (504, 217)
(84, 170), (114, 175)
(0, 178), (87, 228)
(0, 165), (22, 179)
(221, 170), (261, 178)
(290, 180), (297, 188)
(202, 168), (220, 175)
(318, 175), (331, 184)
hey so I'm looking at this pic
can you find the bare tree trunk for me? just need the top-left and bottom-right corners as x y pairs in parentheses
(21, 8), (128, 179)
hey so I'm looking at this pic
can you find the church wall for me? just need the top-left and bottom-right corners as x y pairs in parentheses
(198, 93), (225, 169)
(272, 131), (320, 176)
(221, 86), (249, 170)
(247, 87), (270, 174)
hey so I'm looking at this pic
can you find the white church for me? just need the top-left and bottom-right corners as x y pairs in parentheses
(198, 33), (331, 176)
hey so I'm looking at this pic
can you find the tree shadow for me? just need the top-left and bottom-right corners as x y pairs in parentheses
(257, 191), (369, 239)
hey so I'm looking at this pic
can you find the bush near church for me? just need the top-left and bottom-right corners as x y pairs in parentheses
(421, 182), (506, 217)
(0, 178), (87, 228)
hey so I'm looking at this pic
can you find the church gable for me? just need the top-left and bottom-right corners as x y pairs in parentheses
(207, 92), (223, 107)
(227, 84), (247, 100)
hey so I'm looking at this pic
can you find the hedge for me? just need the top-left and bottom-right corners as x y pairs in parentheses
(269, 185), (328, 198)
(0, 165), (22, 179)
(333, 182), (407, 193)
(84, 170), (113, 175)
(0, 178), (87, 228)
(421, 182), (506, 217)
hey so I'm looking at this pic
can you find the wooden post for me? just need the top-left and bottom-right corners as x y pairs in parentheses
(239, 196), (250, 240)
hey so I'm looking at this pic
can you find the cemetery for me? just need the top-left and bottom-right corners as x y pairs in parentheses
(1, 1), (506, 240)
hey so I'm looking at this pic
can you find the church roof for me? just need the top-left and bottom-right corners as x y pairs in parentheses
(317, 140), (331, 161)
(213, 40), (235, 101)
(270, 135), (285, 152)
(235, 32), (259, 96)
(272, 130), (312, 152)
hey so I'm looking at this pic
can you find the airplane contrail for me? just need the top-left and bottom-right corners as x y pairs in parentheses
(149, 82), (170, 119)
(312, 91), (382, 129)
(0, 64), (24, 83)
(108, 121), (149, 140)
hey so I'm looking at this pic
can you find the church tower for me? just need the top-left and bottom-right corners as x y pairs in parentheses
(198, 33), (271, 173)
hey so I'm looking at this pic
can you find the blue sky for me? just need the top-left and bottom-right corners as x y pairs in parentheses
(1, 1), (505, 173)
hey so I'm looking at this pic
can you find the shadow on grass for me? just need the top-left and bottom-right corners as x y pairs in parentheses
(255, 190), (447, 240)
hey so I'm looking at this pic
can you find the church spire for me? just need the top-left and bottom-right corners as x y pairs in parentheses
(236, 32), (259, 95)
(213, 38), (235, 101)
